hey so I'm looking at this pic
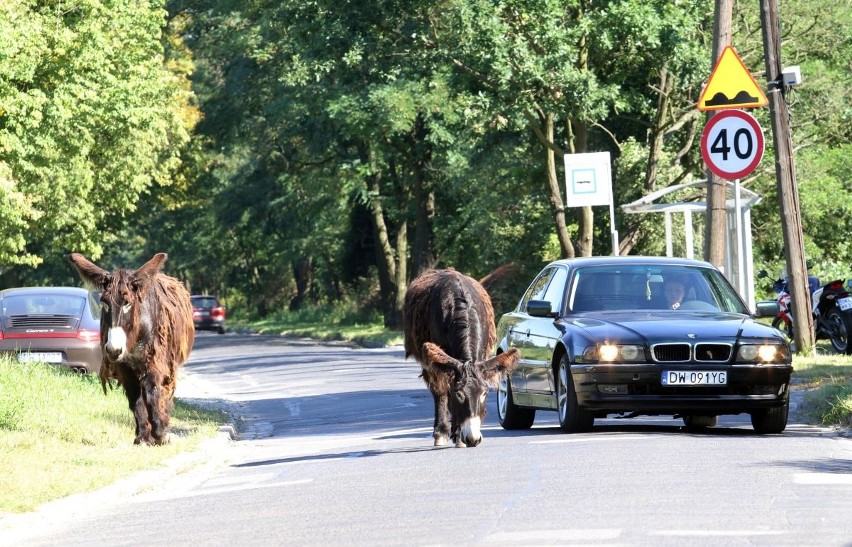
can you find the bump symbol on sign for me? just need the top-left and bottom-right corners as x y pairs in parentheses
(697, 46), (768, 111)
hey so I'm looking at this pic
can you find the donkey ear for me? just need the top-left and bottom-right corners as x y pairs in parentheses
(480, 348), (520, 388)
(68, 253), (112, 289)
(133, 253), (168, 287)
(421, 342), (462, 377)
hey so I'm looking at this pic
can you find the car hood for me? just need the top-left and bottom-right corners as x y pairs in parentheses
(565, 311), (782, 343)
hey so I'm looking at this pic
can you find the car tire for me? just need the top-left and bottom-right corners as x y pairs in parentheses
(825, 308), (852, 355)
(751, 398), (789, 434)
(217, 325), (226, 335)
(557, 355), (594, 433)
(497, 375), (535, 430)
(682, 415), (718, 431)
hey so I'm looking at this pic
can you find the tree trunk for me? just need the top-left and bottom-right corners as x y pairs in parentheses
(389, 220), (407, 330)
(543, 113), (575, 258)
(359, 143), (401, 329)
(289, 257), (313, 311)
(411, 114), (435, 277)
(568, 118), (593, 256)
(645, 66), (673, 193)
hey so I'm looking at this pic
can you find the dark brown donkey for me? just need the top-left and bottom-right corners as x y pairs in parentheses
(69, 253), (195, 445)
(403, 269), (519, 447)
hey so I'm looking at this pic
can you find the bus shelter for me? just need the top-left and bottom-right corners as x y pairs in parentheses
(621, 180), (762, 310)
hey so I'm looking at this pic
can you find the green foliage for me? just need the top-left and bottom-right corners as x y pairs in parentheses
(804, 380), (852, 427)
(0, 0), (194, 278)
(1, 0), (850, 327)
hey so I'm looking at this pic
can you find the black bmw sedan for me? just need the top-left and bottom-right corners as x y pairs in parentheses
(495, 256), (792, 434)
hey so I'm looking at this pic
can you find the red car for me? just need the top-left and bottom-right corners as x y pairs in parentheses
(0, 287), (103, 374)
(191, 295), (226, 334)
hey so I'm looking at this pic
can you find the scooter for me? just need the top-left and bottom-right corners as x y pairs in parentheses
(758, 269), (852, 354)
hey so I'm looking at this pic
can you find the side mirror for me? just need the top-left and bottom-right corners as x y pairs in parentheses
(754, 300), (780, 318)
(527, 299), (558, 318)
(756, 269), (768, 279)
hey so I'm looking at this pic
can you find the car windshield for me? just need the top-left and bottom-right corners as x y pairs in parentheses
(192, 297), (218, 308)
(1, 294), (86, 316)
(568, 265), (750, 314)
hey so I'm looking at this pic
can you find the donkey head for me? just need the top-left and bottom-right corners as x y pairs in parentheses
(69, 253), (167, 364)
(421, 342), (519, 447)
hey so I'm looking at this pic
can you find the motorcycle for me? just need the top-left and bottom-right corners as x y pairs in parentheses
(757, 269), (852, 354)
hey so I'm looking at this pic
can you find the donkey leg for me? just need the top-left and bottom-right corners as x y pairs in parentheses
(430, 389), (451, 446)
(123, 375), (153, 445)
(143, 370), (172, 445)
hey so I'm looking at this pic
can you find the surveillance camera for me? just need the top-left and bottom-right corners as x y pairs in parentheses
(782, 65), (802, 86)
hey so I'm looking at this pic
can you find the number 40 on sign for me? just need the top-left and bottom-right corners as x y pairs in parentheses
(700, 109), (765, 180)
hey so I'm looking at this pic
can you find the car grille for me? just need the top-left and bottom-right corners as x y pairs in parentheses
(694, 343), (732, 362)
(652, 343), (691, 362)
(8, 315), (77, 330)
(652, 343), (732, 363)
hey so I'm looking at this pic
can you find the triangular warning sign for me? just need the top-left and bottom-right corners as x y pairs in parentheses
(697, 46), (768, 111)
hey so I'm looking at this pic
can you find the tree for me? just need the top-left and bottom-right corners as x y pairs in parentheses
(0, 0), (193, 283)
(431, 0), (710, 258)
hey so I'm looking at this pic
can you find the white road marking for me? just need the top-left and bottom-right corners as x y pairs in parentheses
(137, 478), (314, 502)
(484, 529), (622, 543)
(794, 472), (852, 485)
(651, 530), (783, 537)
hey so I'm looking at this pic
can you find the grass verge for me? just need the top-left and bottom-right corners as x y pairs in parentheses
(230, 306), (404, 348)
(790, 348), (852, 427)
(0, 358), (228, 514)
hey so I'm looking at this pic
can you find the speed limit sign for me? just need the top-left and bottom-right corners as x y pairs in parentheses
(700, 110), (765, 180)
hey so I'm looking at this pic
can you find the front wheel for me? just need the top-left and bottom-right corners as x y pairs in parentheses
(751, 398), (789, 434)
(497, 376), (535, 430)
(557, 355), (594, 433)
(825, 308), (852, 355)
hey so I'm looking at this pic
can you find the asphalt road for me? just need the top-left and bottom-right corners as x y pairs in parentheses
(4, 333), (852, 546)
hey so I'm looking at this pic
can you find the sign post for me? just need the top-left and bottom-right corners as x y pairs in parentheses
(700, 109), (764, 304)
(563, 152), (617, 255)
(695, 45), (768, 308)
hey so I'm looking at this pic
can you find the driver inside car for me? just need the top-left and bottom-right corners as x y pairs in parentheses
(664, 278), (687, 310)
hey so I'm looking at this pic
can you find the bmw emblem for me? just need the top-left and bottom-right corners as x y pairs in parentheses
(687, 333), (697, 339)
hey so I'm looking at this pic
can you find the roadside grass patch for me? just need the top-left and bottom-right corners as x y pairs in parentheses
(231, 303), (403, 347)
(793, 350), (852, 427)
(0, 358), (227, 514)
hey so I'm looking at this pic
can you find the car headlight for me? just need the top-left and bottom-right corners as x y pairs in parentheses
(583, 344), (645, 363)
(736, 343), (789, 363)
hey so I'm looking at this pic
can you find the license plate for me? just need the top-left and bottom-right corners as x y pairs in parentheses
(838, 297), (852, 311)
(18, 352), (63, 363)
(662, 370), (727, 386)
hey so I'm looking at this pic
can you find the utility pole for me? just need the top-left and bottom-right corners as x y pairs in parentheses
(759, 0), (814, 353)
(703, 0), (732, 269)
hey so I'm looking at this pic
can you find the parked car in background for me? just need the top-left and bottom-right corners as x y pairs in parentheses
(495, 256), (793, 435)
(0, 287), (102, 374)
(191, 295), (226, 334)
